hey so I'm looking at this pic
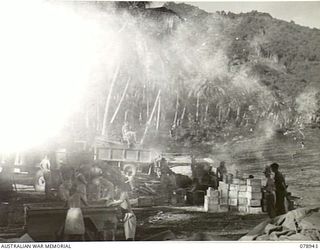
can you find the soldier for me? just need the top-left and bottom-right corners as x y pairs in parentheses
(217, 161), (227, 182)
(112, 183), (136, 240)
(64, 183), (89, 241)
(40, 155), (51, 199)
(270, 162), (287, 216)
(263, 166), (276, 218)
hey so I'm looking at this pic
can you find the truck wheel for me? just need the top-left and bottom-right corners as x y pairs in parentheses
(34, 169), (45, 192)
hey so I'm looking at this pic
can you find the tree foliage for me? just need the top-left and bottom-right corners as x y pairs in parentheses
(66, 2), (320, 148)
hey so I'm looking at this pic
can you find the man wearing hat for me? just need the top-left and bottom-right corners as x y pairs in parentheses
(270, 162), (287, 216)
(263, 166), (276, 218)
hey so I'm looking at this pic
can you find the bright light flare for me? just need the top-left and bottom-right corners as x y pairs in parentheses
(0, 1), (120, 152)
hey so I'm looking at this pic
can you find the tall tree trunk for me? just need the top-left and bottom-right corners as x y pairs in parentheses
(140, 90), (161, 145)
(156, 94), (161, 132)
(101, 64), (120, 137)
(96, 98), (100, 132)
(204, 103), (209, 122)
(196, 92), (200, 122)
(218, 105), (222, 122)
(180, 105), (186, 124)
(146, 93), (150, 120)
(124, 110), (128, 122)
(236, 106), (241, 121)
(225, 105), (231, 122)
(110, 77), (131, 124)
(173, 92), (179, 126)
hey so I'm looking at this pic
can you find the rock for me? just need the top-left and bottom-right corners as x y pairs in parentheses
(269, 231), (280, 241)
(255, 234), (270, 241)
(299, 211), (320, 231)
(286, 233), (313, 241)
(264, 224), (283, 235)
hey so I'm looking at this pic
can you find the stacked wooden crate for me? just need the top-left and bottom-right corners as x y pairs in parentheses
(205, 178), (264, 214)
(228, 183), (239, 211)
(204, 188), (220, 212)
(238, 178), (263, 214)
(218, 181), (229, 212)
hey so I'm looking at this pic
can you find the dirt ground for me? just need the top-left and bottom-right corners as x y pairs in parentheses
(0, 190), (268, 241)
(133, 206), (268, 241)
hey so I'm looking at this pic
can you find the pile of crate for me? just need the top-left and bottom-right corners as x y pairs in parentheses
(204, 177), (263, 214)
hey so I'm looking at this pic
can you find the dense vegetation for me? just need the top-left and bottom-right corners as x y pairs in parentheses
(63, 2), (320, 150)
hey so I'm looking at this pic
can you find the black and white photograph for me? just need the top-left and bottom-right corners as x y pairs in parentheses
(0, 0), (319, 244)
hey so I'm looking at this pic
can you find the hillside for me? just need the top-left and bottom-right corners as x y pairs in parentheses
(57, 2), (320, 153)
(165, 2), (320, 110)
(162, 2), (320, 145)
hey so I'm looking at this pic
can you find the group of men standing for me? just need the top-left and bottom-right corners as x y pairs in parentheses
(39, 155), (136, 241)
(264, 162), (289, 218)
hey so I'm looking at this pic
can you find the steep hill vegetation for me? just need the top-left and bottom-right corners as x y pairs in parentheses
(62, 2), (320, 151)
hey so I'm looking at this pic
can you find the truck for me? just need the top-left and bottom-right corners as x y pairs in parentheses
(0, 141), (92, 193)
(94, 145), (158, 171)
(0, 140), (159, 193)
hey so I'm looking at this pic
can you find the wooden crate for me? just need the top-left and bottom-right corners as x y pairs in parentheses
(219, 188), (229, 198)
(238, 191), (262, 200)
(204, 196), (219, 205)
(218, 182), (229, 189)
(247, 192), (263, 200)
(239, 179), (247, 185)
(238, 205), (263, 214)
(206, 188), (219, 198)
(238, 198), (261, 207)
(229, 184), (239, 191)
(228, 198), (238, 206)
(248, 199), (261, 207)
(228, 190), (238, 199)
(238, 205), (249, 213)
(246, 179), (262, 187)
(248, 207), (263, 214)
(238, 197), (248, 205)
(219, 197), (229, 205)
(138, 196), (154, 207)
(204, 197), (219, 212)
(219, 205), (229, 212)
(232, 178), (240, 185)
(247, 186), (262, 193)
(229, 205), (238, 212)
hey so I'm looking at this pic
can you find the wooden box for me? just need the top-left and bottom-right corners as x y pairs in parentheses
(219, 197), (229, 205)
(206, 188), (219, 198)
(228, 198), (238, 206)
(204, 197), (219, 212)
(138, 196), (154, 207)
(248, 199), (261, 207)
(246, 179), (262, 187)
(219, 205), (229, 212)
(248, 207), (263, 214)
(228, 190), (238, 199)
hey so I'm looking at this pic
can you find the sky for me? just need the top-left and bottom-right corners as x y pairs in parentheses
(154, 1), (320, 29)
